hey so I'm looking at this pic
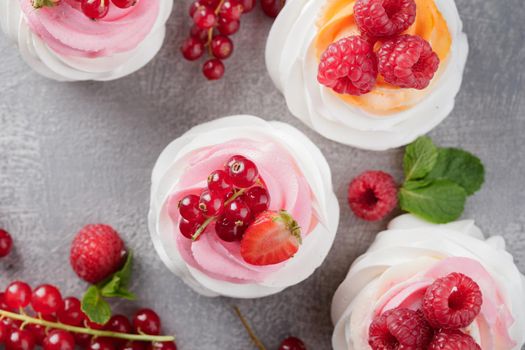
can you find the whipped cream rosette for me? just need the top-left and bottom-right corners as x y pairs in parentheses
(265, 0), (468, 150)
(331, 214), (525, 350)
(0, 0), (172, 81)
(148, 116), (339, 298)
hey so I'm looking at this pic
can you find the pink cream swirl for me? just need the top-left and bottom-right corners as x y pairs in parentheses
(148, 116), (339, 298)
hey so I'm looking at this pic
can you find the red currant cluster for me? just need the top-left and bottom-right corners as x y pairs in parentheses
(81, 0), (136, 20)
(0, 281), (176, 350)
(180, 0), (286, 80)
(177, 155), (270, 242)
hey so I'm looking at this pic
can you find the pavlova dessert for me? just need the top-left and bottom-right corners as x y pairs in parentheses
(266, 0), (468, 150)
(0, 0), (172, 81)
(332, 214), (525, 350)
(148, 115), (339, 298)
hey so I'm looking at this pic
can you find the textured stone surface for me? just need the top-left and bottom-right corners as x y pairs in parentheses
(0, 0), (524, 349)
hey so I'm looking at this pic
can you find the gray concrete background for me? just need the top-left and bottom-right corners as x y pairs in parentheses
(0, 0), (524, 349)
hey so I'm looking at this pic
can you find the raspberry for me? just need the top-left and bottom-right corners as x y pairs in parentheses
(377, 35), (440, 89)
(317, 36), (378, 96)
(354, 0), (416, 37)
(429, 330), (481, 350)
(369, 308), (433, 349)
(423, 272), (482, 329)
(70, 224), (126, 284)
(348, 170), (398, 221)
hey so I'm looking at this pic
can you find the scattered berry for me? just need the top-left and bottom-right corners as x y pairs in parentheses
(0, 229), (13, 258)
(240, 210), (301, 265)
(369, 308), (433, 350)
(429, 330), (481, 350)
(207, 170), (234, 194)
(211, 35), (234, 59)
(423, 272), (482, 329)
(57, 297), (84, 326)
(81, 0), (109, 20)
(317, 36), (378, 96)
(243, 187), (270, 216)
(178, 194), (203, 221)
(354, 0), (416, 37)
(193, 6), (217, 29)
(199, 190), (225, 217)
(202, 59), (225, 80)
(181, 37), (205, 61)
(226, 155), (259, 188)
(43, 330), (75, 350)
(132, 309), (161, 335)
(261, 0), (285, 17)
(70, 224), (126, 284)
(347, 170), (398, 221)
(378, 34), (440, 89)
(31, 284), (64, 315)
(279, 337), (306, 350)
(4, 281), (32, 309)
(6, 329), (36, 350)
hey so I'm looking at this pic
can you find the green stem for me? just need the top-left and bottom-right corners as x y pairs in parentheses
(191, 187), (248, 241)
(232, 306), (266, 350)
(0, 310), (174, 342)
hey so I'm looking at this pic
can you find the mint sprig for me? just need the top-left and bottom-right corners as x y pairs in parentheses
(81, 252), (136, 325)
(399, 137), (484, 223)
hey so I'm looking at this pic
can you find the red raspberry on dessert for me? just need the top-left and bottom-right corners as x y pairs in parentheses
(317, 36), (378, 96)
(378, 34), (440, 89)
(348, 170), (398, 221)
(70, 224), (126, 284)
(368, 308), (433, 349)
(429, 329), (481, 350)
(354, 0), (416, 37)
(422, 272), (483, 329)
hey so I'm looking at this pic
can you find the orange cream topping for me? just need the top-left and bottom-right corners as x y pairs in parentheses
(315, 0), (452, 115)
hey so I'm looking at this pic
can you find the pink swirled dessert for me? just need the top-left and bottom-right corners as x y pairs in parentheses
(332, 214), (525, 350)
(0, 0), (172, 81)
(148, 116), (339, 298)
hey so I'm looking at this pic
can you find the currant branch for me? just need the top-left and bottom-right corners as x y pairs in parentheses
(0, 309), (175, 342)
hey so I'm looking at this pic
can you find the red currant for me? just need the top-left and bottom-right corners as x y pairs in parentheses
(217, 17), (240, 35)
(57, 297), (85, 327)
(193, 6), (217, 29)
(148, 341), (177, 350)
(181, 37), (205, 61)
(178, 194), (203, 221)
(190, 25), (209, 43)
(121, 342), (147, 350)
(6, 329), (36, 350)
(261, 0), (285, 17)
(0, 229), (13, 258)
(0, 292), (13, 311)
(43, 330), (75, 350)
(215, 216), (246, 242)
(132, 309), (161, 335)
(26, 324), (46, 346)
(5, 281), (32, 309)
(279, 337), (306, 350)
(179, 218), (201, 239)
(226, 155), (259, 188)
(202, 59), (225, 80)
(88, 338), (115, 350)
(239, 0), (255, 12)
(105, 315), (131, 348)
(200, 0), (219, 6)
(0, 320), (7, 344)
(31, 284), (63, 315)
(86, 319), (106, 330)
(188, 1), (203, 17)
(219, 0), (243, 21)
(211, 35), (234, 59)
(73, 333), (91, 348)
(223, 199), (252, 225)
(81, 0), (109, 20)
(111, 0), (135, 8)
(244, 187), (270, 216)
(199, 190), (225, 216)
(207, 170), (233, 194)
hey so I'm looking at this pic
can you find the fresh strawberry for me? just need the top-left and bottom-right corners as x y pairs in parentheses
(240, 210), (302, 266)
(70, 224), (126, 284)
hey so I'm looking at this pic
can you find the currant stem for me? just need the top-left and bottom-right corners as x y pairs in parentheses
(233, 306), (266, 350)
(191, 187), (247, 241)
(0, 310), (175, 342)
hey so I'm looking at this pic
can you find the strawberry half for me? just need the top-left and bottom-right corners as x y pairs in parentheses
(240, 210), (302, 266)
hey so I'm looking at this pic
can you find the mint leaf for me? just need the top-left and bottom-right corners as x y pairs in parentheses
(399, 179), (467, 223)
(426, 148), (485, 196)
(99, 252), (136, 300)
(403, 136), (438, 181)
(81, 285), (111, 325)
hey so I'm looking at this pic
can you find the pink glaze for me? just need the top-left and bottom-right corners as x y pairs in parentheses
(165, 139), (317, 284)
(372, 257), (516, 350)
(18, 0), (159, 57)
